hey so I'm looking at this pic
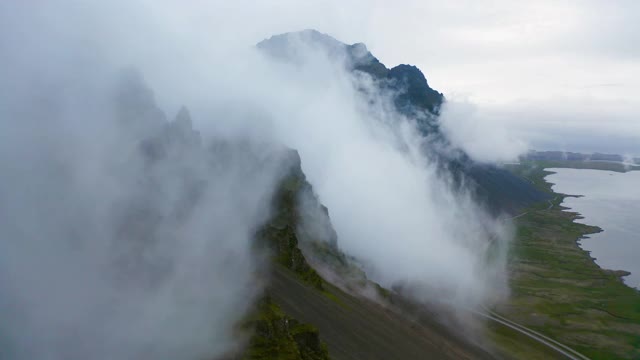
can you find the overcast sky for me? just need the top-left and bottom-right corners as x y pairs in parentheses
(5, 0), (638, 157)
(348, 0), (640, 157)
(206, 0), (640, 157)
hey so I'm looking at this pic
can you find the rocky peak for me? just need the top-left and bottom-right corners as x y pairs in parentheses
(257, 30), (443, 118)
(388, 64), (443, 115)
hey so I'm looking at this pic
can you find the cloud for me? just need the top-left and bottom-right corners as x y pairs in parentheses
(343, 1), (640, 156)
(0, 3), (294, 359)
(439, 99), (529, 162)
(246, 37), (511, 308)
(469, 99), (640, 156)
(0, 58), (295, 360)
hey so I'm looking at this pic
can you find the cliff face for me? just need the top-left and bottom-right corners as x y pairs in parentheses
(256, 150), (326, 290)
(244, 149), (348, 360)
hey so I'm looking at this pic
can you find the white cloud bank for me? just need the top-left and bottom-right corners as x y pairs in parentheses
(438, 99), (529, 162)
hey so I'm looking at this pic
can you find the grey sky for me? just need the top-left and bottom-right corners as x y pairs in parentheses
(320, 0), (640, 157)
(134, 0), (639, 157)
(2, 0), (637, 158)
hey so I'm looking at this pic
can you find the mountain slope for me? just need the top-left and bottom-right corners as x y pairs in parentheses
(270, 265), (493, 360)
(240, 145), (496, 359)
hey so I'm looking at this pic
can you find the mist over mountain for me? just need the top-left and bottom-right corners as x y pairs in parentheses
(258, 30), (549, 214)
(252, 30), (516, 308)
(0, 2), (550, 357)
(1, 70), (289, 359)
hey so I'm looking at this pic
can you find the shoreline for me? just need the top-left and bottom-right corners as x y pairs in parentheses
(503, 163), (640, 358)
(543, 169), (636, 290)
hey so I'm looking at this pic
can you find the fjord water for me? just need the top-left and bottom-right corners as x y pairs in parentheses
(546, 168), (640, 289)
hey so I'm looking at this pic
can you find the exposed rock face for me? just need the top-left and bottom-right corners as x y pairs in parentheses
(387, 64), (443, 116)
(296, 185), (338, 249)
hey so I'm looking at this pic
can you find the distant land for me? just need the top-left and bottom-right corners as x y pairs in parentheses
(516, 150), (640, 173)
(523, 150), (640, 164)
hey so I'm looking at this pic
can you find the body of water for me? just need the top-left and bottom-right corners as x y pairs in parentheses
(545, 168), (640, 289)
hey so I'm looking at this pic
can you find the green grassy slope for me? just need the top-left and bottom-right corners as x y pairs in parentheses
(486, 320), (566, 360)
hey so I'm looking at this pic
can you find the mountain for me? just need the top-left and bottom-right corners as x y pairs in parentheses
(109, 69), (493, 359)
(104, 34), (552, 359)
(258, 29), (550, 214)
(258, 29), (442, 132)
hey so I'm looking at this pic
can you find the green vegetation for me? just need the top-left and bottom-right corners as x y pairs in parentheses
(500, 163), (640, 359)
(257, 159), (324, 290)
(242, 296), (330, 360)
(486, 321), (565, 360)
(243, 155), (333, 359)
